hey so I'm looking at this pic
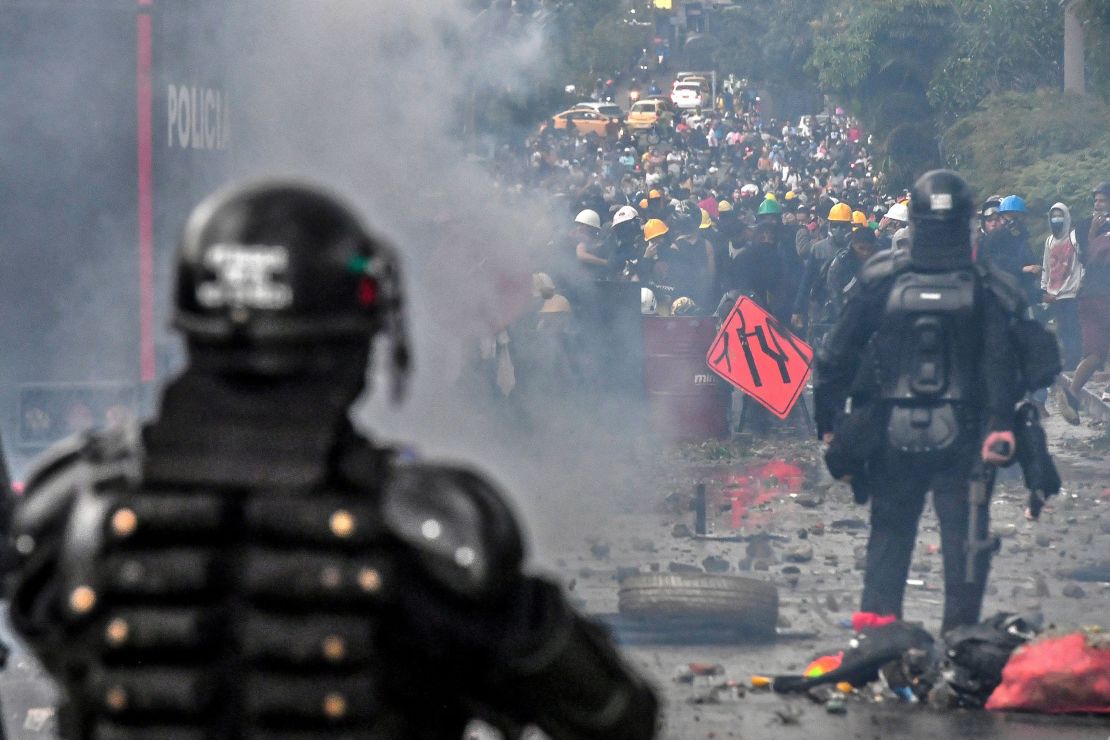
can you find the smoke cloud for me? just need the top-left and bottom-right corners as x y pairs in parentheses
(0, 0), (645, 561)
(223, 1), (637, 562)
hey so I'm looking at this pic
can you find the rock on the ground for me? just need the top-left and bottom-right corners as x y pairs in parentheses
(796, 493), (824, 508)
(1062, 583), (1087, 598)
(785, 545), (814, 563)
(702, 555), (730, 573)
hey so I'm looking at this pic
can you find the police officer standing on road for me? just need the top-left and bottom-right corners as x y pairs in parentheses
(814, 170), (1058, 633)
(5, 182), (658, 739)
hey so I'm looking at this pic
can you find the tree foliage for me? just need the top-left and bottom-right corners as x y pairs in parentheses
(1011, 140), (1110, 232)
(564, 8), (648, 90)
(926, 0), (1063, 125)
(943, 90), (1107, 183)
(710, 1), (820, 86)
(702, 0), (1107, 187)
(1074, 0), (1110, 102)
(806, 0), (955, 185)
(943, 90), (1110, 228)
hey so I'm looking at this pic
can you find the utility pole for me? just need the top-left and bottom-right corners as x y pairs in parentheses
(1062, 0), (1086, 94)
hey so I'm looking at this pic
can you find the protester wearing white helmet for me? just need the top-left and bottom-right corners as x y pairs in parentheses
(574, 209), (601, 229)
(573, 208), (607, 276)
(606, 205), (647, 280)
(876, 201), (910, 251)
(612, 205), (639, 227)
(640, 287), (658, 315)
(880, 202), (909, 232)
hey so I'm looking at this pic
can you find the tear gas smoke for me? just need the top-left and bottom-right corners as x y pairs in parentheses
(222, 1), (644, 562)
(0, 0), (647, 561)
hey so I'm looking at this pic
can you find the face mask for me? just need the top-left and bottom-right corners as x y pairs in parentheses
(1050, 218), (1065, 237)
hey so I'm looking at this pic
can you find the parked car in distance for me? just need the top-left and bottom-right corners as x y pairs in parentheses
(547, 107), (622, 137)
(670, 82), (705, 110)
(673, 75), (708, 93)
(575, 102), (625, 119)
(626, 97), (671, 129)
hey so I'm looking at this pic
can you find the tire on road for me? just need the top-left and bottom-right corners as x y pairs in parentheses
(618, 573), (779, 636)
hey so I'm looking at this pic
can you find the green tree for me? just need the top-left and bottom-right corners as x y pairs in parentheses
(943, 90), (1107, 184)
(1074, 0), (1110, 102)
(808, 0), (955, 186)
(564, 7), (650, 92)
(942, 89), (1110, 241)
(927, 0), (1063, 125)
(711, 0), (823, 86)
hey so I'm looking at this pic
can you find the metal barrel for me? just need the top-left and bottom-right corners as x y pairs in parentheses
(642, 316), (729, 440)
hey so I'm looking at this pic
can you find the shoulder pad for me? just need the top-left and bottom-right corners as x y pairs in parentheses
(975, 262), (1026, 315)
(10, 424), (141, 639)
(383, 463), (524, 601)
(20, 433), (88, 497)
(15, 424), (141, 540)
(860, 249), (909, 288)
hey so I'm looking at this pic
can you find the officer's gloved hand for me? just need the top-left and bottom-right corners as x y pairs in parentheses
(981, 431), (1015, 465)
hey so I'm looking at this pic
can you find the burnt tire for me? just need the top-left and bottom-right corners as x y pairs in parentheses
(618, 574), (778, 635)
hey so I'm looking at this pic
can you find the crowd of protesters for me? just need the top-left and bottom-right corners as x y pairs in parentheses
(476, 78), (1110, 430)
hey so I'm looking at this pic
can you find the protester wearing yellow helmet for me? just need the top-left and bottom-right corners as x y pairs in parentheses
(699, 208), (714, 230)
(828, 202), (853, 223)
(643, 218), (669, 243)
(792, 201), (855, 330)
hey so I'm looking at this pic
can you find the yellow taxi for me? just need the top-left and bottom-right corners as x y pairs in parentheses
(547, 105), (623, 137)
(626, 97), (670, 130)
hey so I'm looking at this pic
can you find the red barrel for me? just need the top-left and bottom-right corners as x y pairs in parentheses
(643, 316), (730, 440)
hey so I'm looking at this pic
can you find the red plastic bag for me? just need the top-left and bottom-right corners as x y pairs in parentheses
(986, 632), (1110, 713)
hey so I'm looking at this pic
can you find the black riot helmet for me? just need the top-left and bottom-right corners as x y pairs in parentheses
(174, 181), (410, 396)
(908, 169), (975, 271)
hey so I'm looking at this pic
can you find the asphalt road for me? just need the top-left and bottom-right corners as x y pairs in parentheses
(549, 394), (1110, 739)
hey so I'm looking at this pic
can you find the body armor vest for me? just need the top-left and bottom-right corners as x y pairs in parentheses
(875, 269), (982, 455)
(8, 373), (658, 740)
(8, 422), (523, 740)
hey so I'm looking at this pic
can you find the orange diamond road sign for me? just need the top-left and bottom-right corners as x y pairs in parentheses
(706, 296), (814, 419)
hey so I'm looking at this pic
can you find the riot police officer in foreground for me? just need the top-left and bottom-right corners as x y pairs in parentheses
(6, 182), (658, 739)
(815, 170), (1058, 633)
